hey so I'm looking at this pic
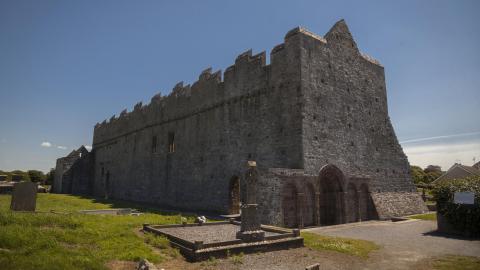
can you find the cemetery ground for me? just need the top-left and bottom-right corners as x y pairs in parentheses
(0, 194), (479, 270)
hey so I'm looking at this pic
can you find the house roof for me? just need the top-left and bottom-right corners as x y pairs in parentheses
(433, 163), (480, 184)
(473, 161), (480, 170)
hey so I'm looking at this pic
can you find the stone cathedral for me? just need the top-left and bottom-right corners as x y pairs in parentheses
(53, 20), (427, 228)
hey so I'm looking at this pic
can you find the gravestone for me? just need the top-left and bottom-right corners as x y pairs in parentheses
(236, 161), (265, 242)
(10, 182), (37, 211)
(305, 263), (320, 270)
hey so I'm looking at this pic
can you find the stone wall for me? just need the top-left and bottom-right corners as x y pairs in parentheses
(91, 33), (304, 213)
(53, 147), (89, 193)
(256, 167), (378, 228)
(371, 192), (427, 219)
(296, 21), (425, 218)
(66, 151), (94, 195)
(70, 20), (427, 224)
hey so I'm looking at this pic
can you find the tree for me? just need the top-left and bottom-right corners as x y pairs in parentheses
(424, 165), (442, 174)
(410, 165), (426, 184)
(0, 170), (12, 181)
(10, 170), (30, 181)
(27, 170), (45, 183)
(423, 165), (443, 184)
(45, 168), (55, 185)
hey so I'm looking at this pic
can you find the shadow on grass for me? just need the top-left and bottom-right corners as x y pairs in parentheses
(73, 194), (223, 219)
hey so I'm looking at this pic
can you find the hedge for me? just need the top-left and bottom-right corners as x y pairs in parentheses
(433, 176), (480, 236)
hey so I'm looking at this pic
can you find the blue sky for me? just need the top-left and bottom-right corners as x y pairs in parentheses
(0, 0), (479, 172)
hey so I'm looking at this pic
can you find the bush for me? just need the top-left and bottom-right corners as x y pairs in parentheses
(27, 170), (45, 183)
(433, 176), (480, 236)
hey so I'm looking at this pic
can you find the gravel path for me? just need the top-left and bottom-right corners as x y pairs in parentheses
(305, 219), (480, 269)
(157, 247), (365, 270)
(156, 224), (280, 244)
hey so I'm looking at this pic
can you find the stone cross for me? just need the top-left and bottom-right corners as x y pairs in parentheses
(244, 160), (258, 204)
(236, 161), (265, 242)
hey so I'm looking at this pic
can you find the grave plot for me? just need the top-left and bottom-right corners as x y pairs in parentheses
(143, 220), (303, 261)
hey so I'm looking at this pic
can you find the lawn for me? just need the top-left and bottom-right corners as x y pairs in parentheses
(0, 193), (193, 270)
(301, 231), (379, 258)
(408, 212), (437, 221)
(0, 194), (383, 269)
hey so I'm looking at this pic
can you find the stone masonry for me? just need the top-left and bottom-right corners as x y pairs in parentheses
(55, 20), (427, 227)
(53, 146), (93, 195)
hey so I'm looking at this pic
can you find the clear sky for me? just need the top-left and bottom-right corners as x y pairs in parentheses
(0, 0), (479, 173)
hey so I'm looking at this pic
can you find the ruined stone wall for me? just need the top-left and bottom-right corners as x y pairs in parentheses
(87, 21), (426, 220)
(68, 152), (94, 195)
(54, 147), (92, 195)
(91, 34), (305, 213)
(296, 21), (425, 218)
(53, 152), (82, 193)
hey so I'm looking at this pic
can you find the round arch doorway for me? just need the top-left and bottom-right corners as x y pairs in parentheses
(319, 164), (345, 226)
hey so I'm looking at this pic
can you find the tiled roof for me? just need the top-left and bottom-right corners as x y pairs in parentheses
(433, 163), (480, 183)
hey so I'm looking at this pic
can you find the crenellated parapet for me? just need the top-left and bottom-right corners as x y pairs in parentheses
(93, 20), (383, 145)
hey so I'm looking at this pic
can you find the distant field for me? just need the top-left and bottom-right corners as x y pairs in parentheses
(0, 194), (192, 270)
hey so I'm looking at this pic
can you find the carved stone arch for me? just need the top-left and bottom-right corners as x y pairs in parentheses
(282, 183), (298, 228)
(228, 176), (240, 214)
(346, 183), (359, 223)
(318, 164), (346, 225)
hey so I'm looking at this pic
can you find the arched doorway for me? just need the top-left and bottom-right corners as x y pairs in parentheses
(319, 164), (345, 225)
(228, 176), (240, 214)
(105, 171), (110, 199)
(359, 184), (377, 221)
(346, 183), (359, 223)
(282, 183), (298, 228)
(303, 183), (316, 226)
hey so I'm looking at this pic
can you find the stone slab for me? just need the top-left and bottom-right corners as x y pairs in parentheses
(153, 223), (279, 244)
(10, 182), (37, 211)
(144, 222), (304, 261)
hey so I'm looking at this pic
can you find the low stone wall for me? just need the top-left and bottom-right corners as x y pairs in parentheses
(371, 192), (428, 219)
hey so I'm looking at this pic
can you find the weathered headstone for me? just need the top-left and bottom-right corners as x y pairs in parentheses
(305, 263), (320, 270)
(10, 182), (37, 211)
(236, 161), (265, 242)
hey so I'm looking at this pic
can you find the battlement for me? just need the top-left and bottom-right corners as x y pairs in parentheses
(93, 20), (383, 145)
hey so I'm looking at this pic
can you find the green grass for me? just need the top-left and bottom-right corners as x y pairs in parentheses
(301, 231), (379, 258)
(408, 212), (437, 220)
(0, 193), (194, 270)
(432, 255), (480, 270)
(229, 252), (244, 265)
